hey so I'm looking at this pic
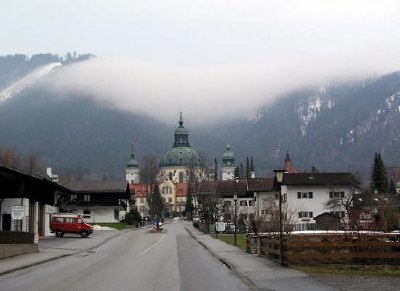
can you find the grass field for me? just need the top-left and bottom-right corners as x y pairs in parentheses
(95, 222), (128, 230)
(210, 234), (247, 251)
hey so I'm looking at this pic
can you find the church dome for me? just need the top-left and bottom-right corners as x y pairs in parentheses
(127, 158), (139, 168)
(222, 143), (235, 160)
(159, 112), (202, 168)
(159, 147), (202, 167)
(127, 145), (139, 168)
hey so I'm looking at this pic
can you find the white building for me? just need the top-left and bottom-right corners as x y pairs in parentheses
(281, 172), (361, 230)
(221, 143), (235, 180)
(126, 145), (140, 184)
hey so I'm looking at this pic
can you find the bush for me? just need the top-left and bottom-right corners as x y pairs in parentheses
(124, 208), (142, 226)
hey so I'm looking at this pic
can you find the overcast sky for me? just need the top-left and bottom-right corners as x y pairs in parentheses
(2, 0), (400, 124)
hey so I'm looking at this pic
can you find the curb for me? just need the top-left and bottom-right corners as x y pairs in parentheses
(0, 228), (134, 276)
(0, 253), (72, 276)
(185, 226), (259, 291)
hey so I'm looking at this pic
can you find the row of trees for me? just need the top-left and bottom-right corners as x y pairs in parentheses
(0, 147), (44, 175)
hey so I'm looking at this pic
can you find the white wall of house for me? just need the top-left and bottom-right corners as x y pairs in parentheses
(255, 191), (276, 220)
(44, 205), (57, 236)
(75, 207), (120, 224)
(220, 197), (256, 222)
(1, 198), (29, 232)
(281, 184), (356, 230)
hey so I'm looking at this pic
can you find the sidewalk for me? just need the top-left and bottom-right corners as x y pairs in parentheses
(185, 224), (334, 291)
(0, 229), (131, 276)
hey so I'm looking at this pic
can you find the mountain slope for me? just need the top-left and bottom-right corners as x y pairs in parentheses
(0, 55), (399, 181)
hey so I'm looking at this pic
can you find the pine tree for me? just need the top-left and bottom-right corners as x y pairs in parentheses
(147, 182), (164, 217)
(234, 166), (240, 179)
(214, 158), (218, 181)
(250, 157), (255, 173)
(185, 191), (194, 218)
(370, 152), (389, 194)
(246, 157), (250, 178)
(389, 179), (397, 195)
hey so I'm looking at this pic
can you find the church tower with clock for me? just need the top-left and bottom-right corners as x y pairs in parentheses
(221, 142), (235, 180)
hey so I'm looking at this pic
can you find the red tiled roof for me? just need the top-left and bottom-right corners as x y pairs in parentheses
(130, 183), (149, 198)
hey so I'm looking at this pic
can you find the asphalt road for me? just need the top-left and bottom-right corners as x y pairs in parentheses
(0, 222), (250, 291)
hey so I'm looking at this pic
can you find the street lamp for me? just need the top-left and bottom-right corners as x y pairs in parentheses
(215, 204), (220, 239)
(234, 177), (239, 246)
(274, 169), (285, 266)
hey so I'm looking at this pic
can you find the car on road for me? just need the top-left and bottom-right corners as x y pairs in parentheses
(50, 214), (94, 238)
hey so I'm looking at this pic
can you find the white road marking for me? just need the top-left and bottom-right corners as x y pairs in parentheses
(140, 233), (166, 255)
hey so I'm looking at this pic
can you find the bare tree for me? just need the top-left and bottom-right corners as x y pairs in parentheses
(256, 198), (301, 235)
(140, 154), (159, 191)
(0, 147), (23, 168)
(325, 188), (354, 229)
(23, 151), (44, 175)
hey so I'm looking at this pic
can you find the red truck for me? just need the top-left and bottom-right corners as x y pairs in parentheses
(50, 214), (93, 238)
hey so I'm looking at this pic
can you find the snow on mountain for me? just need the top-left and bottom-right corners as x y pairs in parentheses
(0, 62), (62, 103)
(297, 89), (334, 136)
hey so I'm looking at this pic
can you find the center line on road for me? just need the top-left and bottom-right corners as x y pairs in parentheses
(140, 233), (166, 255)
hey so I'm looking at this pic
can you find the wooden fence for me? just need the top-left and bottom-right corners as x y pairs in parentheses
(247, 232), (400, 264)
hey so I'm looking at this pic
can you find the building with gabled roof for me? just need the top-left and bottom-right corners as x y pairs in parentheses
(281, 172), (361, 230)
(58, 180), (131, 224)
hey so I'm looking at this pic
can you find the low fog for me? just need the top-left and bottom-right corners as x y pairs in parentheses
(45, 51), (400, 125)
(5, 0), (397, 125)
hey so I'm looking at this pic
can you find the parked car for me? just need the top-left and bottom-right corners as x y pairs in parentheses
(50, 214), (93, 238)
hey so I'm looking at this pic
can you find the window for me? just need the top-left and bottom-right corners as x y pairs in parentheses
(224, 201), (232, 207)
(70, 194), (77, 201)
(84, 194), (90, 202)
(298, 192), (313, 199)
(330, 211), (346, 218)
(140, 198), (144, 203)
(162, 186), (172, 194)
(329, 191), (345, 199)
(139, 206), (145, 212)
(249, 200), (255, 206)
(169, 172), (173, 180)
(298, 211), (313, 218)
(65, 218), (74, 224)
(54, 217), (63, 223)
(179, 172), (184, 183)
(239, 200), (248, 206)
(83, 210), (91, 219)
(168, 198), (172, 203)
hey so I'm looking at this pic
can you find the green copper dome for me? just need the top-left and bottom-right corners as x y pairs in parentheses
(159, 147), (202, 167)
(222, 143), (235, 160)
(159, 112), (202, 167)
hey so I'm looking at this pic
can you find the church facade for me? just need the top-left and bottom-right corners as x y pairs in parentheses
(128, 113), (206, 217)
